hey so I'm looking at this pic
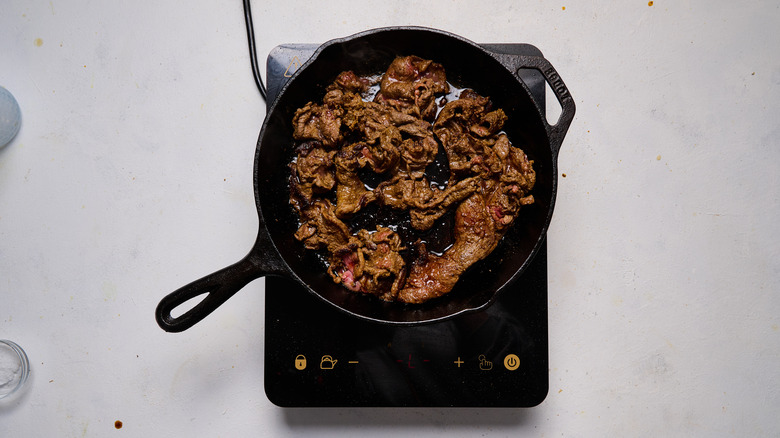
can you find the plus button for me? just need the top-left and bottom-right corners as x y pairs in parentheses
(453, 357), (464, 368)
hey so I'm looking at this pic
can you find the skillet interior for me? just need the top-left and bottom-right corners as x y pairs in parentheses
(254, 28), (555, 324)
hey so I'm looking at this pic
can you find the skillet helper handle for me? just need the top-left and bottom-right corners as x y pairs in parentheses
(513, 55), (576, 160)
(156, 255), (261, 333)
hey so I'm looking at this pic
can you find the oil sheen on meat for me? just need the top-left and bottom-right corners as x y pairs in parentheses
(289, 56), (535, 304)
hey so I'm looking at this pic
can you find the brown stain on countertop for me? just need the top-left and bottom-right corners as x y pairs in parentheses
(34, 38), (43, 47)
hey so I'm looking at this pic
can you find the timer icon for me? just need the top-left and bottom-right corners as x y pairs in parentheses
(503, 354), (520, 371)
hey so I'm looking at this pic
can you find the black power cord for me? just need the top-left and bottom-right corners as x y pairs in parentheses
(242, 0), (267, 101)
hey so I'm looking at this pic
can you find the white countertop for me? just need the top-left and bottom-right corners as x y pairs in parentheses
(1, 0), (779, 436)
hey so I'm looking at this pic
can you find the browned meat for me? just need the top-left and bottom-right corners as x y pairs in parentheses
(399, 135), (438, 176)
(374, 56), (448, 121)
(396, 99), (536, 303)
(484, 134), (536, 230)
(293, 199), (352, 253)
(361, 126), (401, 174)
(375, 173), (479, 230)
(289, 57), (535, 304)
(293, 71), (372, 148)
(346, 100), (423, 145)
(433, 90), (509, 177)
(294, 199), (405, 300)
(408, 176), (480, 231)
(333, 144), (375, 217)
(331, 70), (371, 94)
(398, 191), (501, 303)
(327, 227), (406, 300)
(323, 72), (371, 123)
(289, 141), (336, 203)
(292, 102), (344, 148)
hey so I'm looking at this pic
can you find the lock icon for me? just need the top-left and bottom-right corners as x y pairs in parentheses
(294, 354), (307, 370)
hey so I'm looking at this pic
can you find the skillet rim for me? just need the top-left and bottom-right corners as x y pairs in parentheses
(252, 26), (564, 325)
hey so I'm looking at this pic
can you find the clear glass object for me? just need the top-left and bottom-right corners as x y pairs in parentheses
(0, 86), (22, 148)
(0, 340), (30, 400)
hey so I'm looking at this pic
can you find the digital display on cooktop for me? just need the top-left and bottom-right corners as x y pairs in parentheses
(263, 44), (549, 407)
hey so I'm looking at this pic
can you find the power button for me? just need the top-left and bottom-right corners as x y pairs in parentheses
(503, 354), (520, 371)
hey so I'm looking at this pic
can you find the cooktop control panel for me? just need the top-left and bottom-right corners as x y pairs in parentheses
(263, 43), (549, 407)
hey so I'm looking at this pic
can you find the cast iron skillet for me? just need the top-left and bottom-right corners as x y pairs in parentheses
(156, 26), (575, 332)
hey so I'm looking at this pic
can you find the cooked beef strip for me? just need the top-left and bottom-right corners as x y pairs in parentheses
(331, 70), (372, 94)
(290, 141), (336, 202)
(485, 134), (536, 230)
(292, 102), (344, 148)
(293, 71), (372, 148)
(362, 126), (402, 174)
(293, 199), (352, 253)
(397, 185), (503, 304)
(374, 173), (480, 231)
(399, 135), (438, 176)
(350, 101), (427, 145)
(408, 176), (481, 231)
(334, 144), (376, 218)
(323, 225), (406, 300)
(374, 56), (448, 121)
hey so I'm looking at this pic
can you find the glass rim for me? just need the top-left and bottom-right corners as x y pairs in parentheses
(0, 339), (31, 400)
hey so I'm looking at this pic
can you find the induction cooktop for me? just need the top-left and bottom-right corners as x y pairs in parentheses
(263, 43), (549, 407)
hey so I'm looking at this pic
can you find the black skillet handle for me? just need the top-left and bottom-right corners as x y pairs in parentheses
(155, 228), (288, 333)
(511, 55), (576, 160)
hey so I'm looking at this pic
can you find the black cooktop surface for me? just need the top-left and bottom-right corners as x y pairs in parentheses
(263, 43), (549, 407)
